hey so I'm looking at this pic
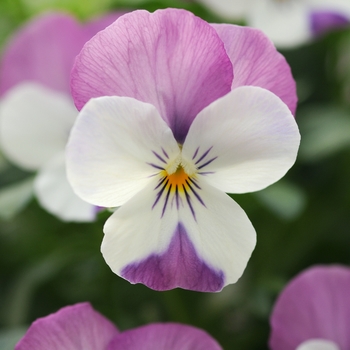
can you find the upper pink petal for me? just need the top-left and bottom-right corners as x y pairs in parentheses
(108, 323), (222, 350)
(212, 23), (297, 115)
(71, 8), (233, 143)
(269, 265), (350, 350)
(15, 303), (119, 350)
(0, 12), (123, 96)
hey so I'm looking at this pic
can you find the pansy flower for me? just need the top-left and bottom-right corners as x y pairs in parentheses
(66, 8), (300, 291)
(0, 12), (122, 221)
(196, 0), (350, 48)
(269, 265), (350, 350)
(15, 302), (222, 349)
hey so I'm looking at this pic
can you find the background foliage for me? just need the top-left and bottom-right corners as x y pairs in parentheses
(1, 0), (350, 349)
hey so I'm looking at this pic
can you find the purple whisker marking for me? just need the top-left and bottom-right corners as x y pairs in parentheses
(152, 179), (169, 209)
(147, 162), (164, 170)
(186, 179), (206, 207)
(153, 151), (167, 164)
(195, 146), (213, 165)
(175, 185), (180, 209)
(154, 176), (167, 190)
(162, 148), (169, 159)
(192, 147), (199, 160)
(188, 177), (201, 189)
(197, 156), (217, 170)
(183, 185), (196, 221)
(161, 185), (172, 217)
(198, 171), (215, 175)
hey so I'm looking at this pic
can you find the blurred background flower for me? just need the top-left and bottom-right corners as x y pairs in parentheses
(0, 0), (350, 349)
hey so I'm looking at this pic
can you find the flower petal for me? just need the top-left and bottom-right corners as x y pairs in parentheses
(66, 96), (180, 208)
(15, 303), (119, 350)
(269, 265), (350, 350)
(108, 323), (222, 350)
(248, 0), (310, 48)
(71, 8), (233, 143)
(35, 153), (96, 222)
(310, 11), (349, 36)
(102, 176), (256, 292)
(296, 339), (340, 350)
(0, 83), (77, 171)
(182, 86), (300, 194)
(0, 12), (122, 95)
(212, 23), (297, 115)
(197, 0), (250, 20)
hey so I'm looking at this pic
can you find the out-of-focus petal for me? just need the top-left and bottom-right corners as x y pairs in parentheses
(212, 23), (297, 114)
(15, 303), (119, 350)
(0, 83), (77, 171)
(0, 12), (123, 95)
(108, 323), (222, 350)
(249, 0), (310, 48)
(197, 0), (250, 20)
(182, 86), (300, 194)
(269, 265), (350, 350)
(102, 175), (255, 292)
(296, 339), (340, 350)
(71, 8), (233, 143)
(35, 153), (96, 222)
(66, 96), (180, 208)
(310, 11), (349, 36)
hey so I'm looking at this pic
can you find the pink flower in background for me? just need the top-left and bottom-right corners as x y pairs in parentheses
(196, 0), (350, 48)
(66, 8), (300, 292)
(269, 265), (350, 350)
(0, 12), (122, 222)
(15, 302), (222, 350)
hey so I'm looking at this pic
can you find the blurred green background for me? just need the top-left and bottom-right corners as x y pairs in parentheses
(1, 0), (350, 349)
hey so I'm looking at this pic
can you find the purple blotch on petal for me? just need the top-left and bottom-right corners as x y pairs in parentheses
(310, 10), (349, 37)
(121, 223), (225, 292)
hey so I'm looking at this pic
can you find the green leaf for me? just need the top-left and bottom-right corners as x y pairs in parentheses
(0, 177), (34, 220)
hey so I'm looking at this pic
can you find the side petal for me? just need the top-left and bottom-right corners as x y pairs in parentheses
(71, 8), (233, 143)
(310, 11), (349, 36)
(212, 23), (297, 115)
(269, 265), (350, 350)
(102, 176), (256, 292)
(108, 323), (222, 350)
(182, 86), (300, 194)
(0, 83), (77, 171)
(66, 96), (180, 208)
(15, 303), (119, 350)
(35, 153), (96, 222)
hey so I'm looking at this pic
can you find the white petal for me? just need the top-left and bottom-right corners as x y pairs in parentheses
(34, 152), (96, 222)
(309, 0), (350, 15)
(66, 96), (180, 207)
(297, 339), (340, 350)
(101, 175), (256, 291)
(182, 86), (300, 194)
(248, 0), (311, 48)
(0, 82), (77, 170)
(198, 0), (251, 20)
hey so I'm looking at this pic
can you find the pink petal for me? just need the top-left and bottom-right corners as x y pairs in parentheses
(15, 303), (119, 350)
(108, 323), (222, 350)
(269, 265), (350, 350)
(212, 23), (297, 115)
(0, 12), (123, 96)
(71, 8), (233, 143)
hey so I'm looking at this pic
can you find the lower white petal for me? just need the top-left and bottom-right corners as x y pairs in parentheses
(101, 175), (256, 292)
(0, 82), (76, 170)
(297, 339), (340, 350)
(34, 153), (96, 222)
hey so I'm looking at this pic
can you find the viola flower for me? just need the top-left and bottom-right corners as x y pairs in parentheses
(66, 8), (300, 291)
(196, 0), (350, 48)
(0, 12), (122, 221)
(269, 265), (350, 350)
(15, 302), (222, 350)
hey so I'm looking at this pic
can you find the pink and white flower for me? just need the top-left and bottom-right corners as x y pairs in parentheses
(0, 12), (122, 222)
(269, 265), (350, 350)
(197, 0), (350, 48)
(15, 302), (222, 350)
(66, 8), (300, 291)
